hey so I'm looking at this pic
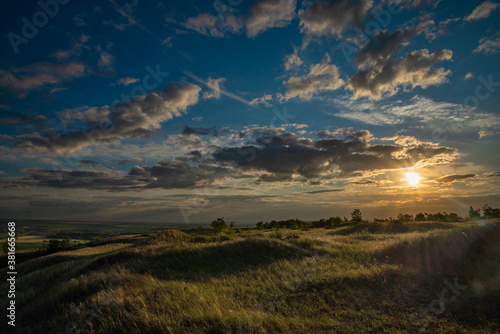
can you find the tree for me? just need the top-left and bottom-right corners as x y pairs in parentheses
(229, 222), (235, 229)
(482, 204), (500, 219)
(415, 212), (426, 221)
(469, 206), (481, 220)
(351, 209), (363, 223)
(327, 216), (342, 228)
(210, 217), (227, 233)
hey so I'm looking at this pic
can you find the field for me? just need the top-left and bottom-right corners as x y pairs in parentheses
(1, 220), (499, 333)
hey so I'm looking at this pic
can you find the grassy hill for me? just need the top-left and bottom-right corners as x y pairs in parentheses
(1, 220), (499, 333)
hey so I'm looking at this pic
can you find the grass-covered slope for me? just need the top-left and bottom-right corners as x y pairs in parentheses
(1, 221), (499, 333)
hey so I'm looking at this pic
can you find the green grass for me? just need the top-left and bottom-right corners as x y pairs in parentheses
(1, 221), (499, 333)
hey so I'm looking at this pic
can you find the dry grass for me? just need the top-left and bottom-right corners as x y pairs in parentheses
(1, 220), (499, 333)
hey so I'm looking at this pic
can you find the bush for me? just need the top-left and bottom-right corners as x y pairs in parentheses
(210, 217), (227, 233)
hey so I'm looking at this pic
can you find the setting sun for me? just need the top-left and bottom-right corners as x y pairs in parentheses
(405, 172), (422, 187)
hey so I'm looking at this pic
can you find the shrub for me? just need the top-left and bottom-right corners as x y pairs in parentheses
(210, 217), (227, 233)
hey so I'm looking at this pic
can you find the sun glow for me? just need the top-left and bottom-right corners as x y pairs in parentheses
(405, 172), (422, 187)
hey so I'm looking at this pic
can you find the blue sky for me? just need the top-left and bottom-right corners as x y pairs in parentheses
(0, 0), (499, 223)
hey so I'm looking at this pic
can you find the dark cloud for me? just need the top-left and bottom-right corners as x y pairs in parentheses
(212, 130), (456, 180)
(182, 125), (230, 137)
(113, 158), (147, 165)
(356, 27), (417, 67)
(130, 160), (234, 189)
(0, 62), (86, 97)
(299, 0), (373, 37)
(80, 159), (98, 165)
(0, 110), (48, 126)
(435, 174), (476, 183)
(305, 189), (344, 194)
(15, 83), (201, 155)
(2, 168), (146, 191)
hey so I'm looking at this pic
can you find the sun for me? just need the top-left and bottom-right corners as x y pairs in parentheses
(405, 172), (422, 187)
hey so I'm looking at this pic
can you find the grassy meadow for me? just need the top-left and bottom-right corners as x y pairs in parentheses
(1, 219), (499, 333)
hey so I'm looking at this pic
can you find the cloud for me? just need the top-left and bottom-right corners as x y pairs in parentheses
(284, 54), (345, 100)
(465, 1), (500, 21)
(0, 62), (86, 97)
(284, 49), (303, 70)
(162, 36), (174, 47)
(348, 49), (453, 99)
(435, 174), (476, 183)
(16, 83), (201, 155)
(80, 159), (98, 165)
(212, 130), (456, 180)
(474, 37), (500, 54)
(246, 0), (297, 37)
(105, 0), (151, 33)
(299, 0), (373, 37)
(114, 158), (147, 165)
(4, 168), (146, 191)
(305, 189), (344, 194)
(203, 77), (225, 100)
(383, 0), (442, 9)
(465, 72), (474, 80)
(182, 125), (230, 137)
(130, 160), (234, 189)
(182, 13), (243, 37)
(0, 110), (48, 126)
(250, 94), (273, 107)
(333, 95), (500, 133)
(356, 27), (418, 67)
(49, 87), (68, 94)
(115, 77), (140, 86)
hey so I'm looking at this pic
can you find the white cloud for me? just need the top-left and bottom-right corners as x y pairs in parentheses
(203, 77), (226, 100)
(182, 13), (243, 38)
(474, 37), (500, 54)
(162, 36), (173, 47)
(115, 77), (140, 86)
(332, 95), (500, 133)
(465, 1), (500, 21)
(299, 0), (373, 37)
(250, 94), (273, 107)
(284, 54), (345, 100)
(348, 49), (453, 99)
(284, 49), (303, 70)
(246, 0), (297, 37)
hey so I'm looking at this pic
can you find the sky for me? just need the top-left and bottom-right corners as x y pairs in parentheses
(0, 0), (499, 224)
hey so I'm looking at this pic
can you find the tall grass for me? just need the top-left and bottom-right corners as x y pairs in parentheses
(1, 221), (498, 333)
